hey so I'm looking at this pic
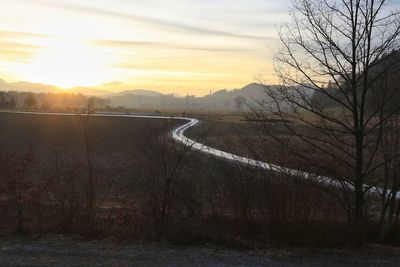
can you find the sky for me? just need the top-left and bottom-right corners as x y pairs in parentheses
(0, 0), (291, 95)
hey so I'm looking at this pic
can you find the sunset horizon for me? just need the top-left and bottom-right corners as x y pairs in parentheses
(0, 76), (269, 97)
(0, 0), (289, 96)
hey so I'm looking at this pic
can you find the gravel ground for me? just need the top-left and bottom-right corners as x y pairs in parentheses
(0, 235), (399, 267)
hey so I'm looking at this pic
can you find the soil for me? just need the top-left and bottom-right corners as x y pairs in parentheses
(0, 235), (399, 267)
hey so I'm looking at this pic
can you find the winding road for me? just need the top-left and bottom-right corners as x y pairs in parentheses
(3, 110), (399, 198)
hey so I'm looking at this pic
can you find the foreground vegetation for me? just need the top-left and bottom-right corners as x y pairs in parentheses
(0, 113), (398, 249)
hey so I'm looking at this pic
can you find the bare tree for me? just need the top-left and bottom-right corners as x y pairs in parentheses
(77, 100), (108, 236)
(251, 0), (400, 241)
(377, 114), (400, 241)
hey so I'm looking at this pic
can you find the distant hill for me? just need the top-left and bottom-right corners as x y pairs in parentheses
(108, 91), (181, 108)
(110, 89), (163, 97)
(0, 78), (289, 111)
(0, 79), (112, 96)
(69, 87), (110, 96)
(0, 80), (59, 93)
(198, 83), (267, 109)
(107, 83), (272, 110)
(311, 50), (400, 111)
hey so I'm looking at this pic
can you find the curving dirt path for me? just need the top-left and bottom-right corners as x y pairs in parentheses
(2, 111), (398, 199)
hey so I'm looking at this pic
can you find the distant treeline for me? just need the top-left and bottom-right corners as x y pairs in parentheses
(107, 83), (266, 111)
(0, 91), (110, 110)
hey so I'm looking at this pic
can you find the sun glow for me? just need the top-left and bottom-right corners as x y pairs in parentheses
(0, 0), (286, 95)
(11, 39), (114, 88)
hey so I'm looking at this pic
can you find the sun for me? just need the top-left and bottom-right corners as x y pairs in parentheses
(13, 39), (113, 88)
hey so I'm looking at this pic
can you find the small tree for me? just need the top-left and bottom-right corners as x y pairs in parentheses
(0, 148), (36, 233)
(8, 97), (16, 109)
(87, 97), (95, 113)
(24, 93), (37, 109)
(41, 101), (51, 111)
(0, 92), (5, 107)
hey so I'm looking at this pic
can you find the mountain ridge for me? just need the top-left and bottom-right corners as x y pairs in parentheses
(0, 78), (274, 110)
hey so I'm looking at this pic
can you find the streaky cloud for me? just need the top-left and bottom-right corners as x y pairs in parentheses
(36, 1), (269, 41)
(93, 39), (252, 53)
(0, 42), (42, 51)
(0, 30), (50, 39)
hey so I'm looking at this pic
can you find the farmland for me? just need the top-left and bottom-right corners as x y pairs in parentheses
(0, 111), (399, 266)
(0, 112), (348, 246)
(0, 113), (180, 155)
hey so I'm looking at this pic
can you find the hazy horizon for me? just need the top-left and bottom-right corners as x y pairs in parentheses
(0, 0), (290, 96)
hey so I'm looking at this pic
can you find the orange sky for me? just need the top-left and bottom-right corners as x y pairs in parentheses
(0, 0), (290, 95)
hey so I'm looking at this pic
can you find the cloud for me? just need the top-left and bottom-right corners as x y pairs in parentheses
(0, 30), (46, 52)
(0, 29), (45, 62)
(0, 40), (42, 62)
(92, 40), (160, 48)
(101, 81), (124, 87)
(92, 39), (252, 53)
(0, 42), (41, 51)
(0, 30), (50, 39)
(36, 1), (269, 41)
(0, 77), (59, 93)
